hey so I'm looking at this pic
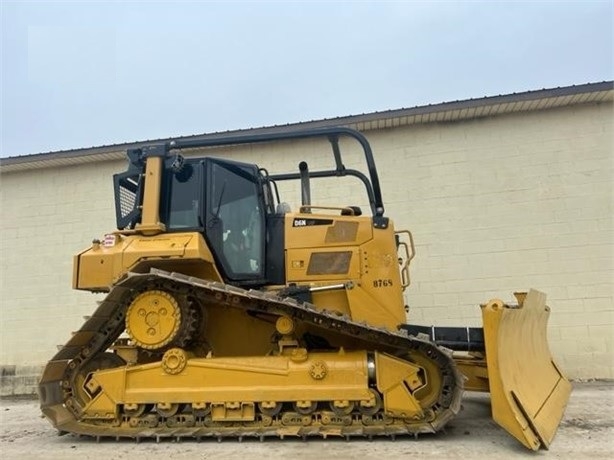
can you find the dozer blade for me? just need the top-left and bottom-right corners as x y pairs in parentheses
(481, 289), (571, 450)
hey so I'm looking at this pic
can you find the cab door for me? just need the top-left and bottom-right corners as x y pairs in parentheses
(204, 158), (266, 284)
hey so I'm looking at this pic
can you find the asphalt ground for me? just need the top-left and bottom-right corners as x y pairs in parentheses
(1, 381), (612, 459)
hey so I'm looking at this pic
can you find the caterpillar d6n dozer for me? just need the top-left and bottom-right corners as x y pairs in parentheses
(39, 127), (571, 449)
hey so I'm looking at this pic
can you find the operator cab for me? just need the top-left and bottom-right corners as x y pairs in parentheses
(115, 156), (274, 286)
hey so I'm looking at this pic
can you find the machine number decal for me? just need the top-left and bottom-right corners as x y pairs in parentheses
(373, 279), (393, 288)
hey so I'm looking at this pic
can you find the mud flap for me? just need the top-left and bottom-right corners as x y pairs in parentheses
(481, 289), (571, 450)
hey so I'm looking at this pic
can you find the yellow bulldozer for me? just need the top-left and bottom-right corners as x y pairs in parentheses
(38, 127), (571, 449)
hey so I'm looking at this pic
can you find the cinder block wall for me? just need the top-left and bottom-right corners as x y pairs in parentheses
(1, 161), (123, 395)
(370, 103), (613, 379)
(1, 101), (611, 395)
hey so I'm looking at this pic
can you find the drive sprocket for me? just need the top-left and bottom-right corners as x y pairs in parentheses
(125, 289), (199, 351)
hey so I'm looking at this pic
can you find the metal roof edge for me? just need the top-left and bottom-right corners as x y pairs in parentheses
(2, 80), (612, 172)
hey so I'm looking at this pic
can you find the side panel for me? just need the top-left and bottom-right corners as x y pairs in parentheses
(283, 212), (406, 330)
(73, 232), (221, 291)
(352, 223), (405, 327)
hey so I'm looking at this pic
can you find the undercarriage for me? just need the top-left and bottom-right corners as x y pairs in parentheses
(39, 269), (463, 441)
